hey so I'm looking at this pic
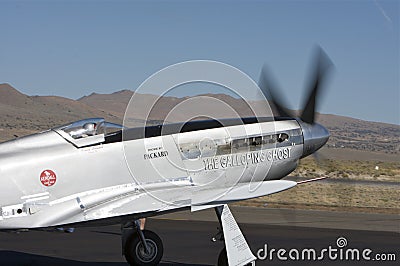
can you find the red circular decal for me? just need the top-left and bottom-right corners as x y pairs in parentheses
(40, 170), (57, 187)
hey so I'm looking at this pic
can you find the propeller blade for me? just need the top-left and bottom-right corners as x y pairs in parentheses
(312, 151), (323, 166)
(312, 150), (332, 172)
(258, 65), (294, 118)
(300, 46), (334, 124)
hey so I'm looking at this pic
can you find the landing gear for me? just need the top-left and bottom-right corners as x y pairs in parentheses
(213, 205), (256, 266)
(217, 247), (228, 266)
(211, 227), (224, 242)
(122, 220), (163, 266)
(218, 247), (254, 266)
(214, 207), (228, 266)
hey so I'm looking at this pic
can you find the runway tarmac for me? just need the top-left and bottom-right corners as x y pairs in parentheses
(0, 207), (398, 265)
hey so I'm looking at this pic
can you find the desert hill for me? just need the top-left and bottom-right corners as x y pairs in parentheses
(1, 84), (399, 162)
(0, 83), (120, 141)
(78, 90), (134, 118)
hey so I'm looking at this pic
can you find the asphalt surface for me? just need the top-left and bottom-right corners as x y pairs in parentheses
(0, 208), (398, 266)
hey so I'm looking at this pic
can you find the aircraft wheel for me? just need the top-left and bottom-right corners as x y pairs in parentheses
(217, 247), (228, 266)
(124, 230), (163, 266)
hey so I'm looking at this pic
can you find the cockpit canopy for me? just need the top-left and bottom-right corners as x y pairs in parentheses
(53, 118), (124, 147)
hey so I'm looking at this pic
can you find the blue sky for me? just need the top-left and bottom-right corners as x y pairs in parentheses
(0, 0), (398, 124)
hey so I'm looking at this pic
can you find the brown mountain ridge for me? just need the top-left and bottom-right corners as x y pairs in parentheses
(1, 83), (399, 162)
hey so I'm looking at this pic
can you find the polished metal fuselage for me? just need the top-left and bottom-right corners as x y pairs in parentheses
(0, 118), (317, 229)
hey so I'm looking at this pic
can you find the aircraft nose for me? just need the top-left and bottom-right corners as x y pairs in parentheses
(299, 121), (330, 158)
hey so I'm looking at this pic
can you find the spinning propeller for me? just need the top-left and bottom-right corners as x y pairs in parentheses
(258, 46), (334, 160)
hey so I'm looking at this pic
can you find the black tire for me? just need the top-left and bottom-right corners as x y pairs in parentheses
(217, 247), (228, 266)
(124, 230), (163, 266)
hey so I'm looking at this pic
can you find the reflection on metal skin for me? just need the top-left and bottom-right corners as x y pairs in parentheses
(298, 120), (330, 158)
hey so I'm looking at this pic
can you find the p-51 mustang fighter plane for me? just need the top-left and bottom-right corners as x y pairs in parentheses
(0, 49), (332, 265)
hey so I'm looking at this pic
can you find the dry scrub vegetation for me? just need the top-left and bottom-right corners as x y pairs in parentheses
(236, 182), (399, 214)
(235, 158), (399, 214)
(293, 157), (400, 182)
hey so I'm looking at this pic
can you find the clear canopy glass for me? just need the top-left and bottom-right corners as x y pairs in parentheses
(54, 118), (124, 140)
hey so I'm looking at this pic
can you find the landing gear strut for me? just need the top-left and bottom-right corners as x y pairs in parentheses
(214, 206), (228, 266)
(212, 205), (256, 266)
(122, 219), (163, 265)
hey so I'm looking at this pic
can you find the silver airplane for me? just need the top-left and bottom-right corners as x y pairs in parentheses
(0, 49), (332, 265)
